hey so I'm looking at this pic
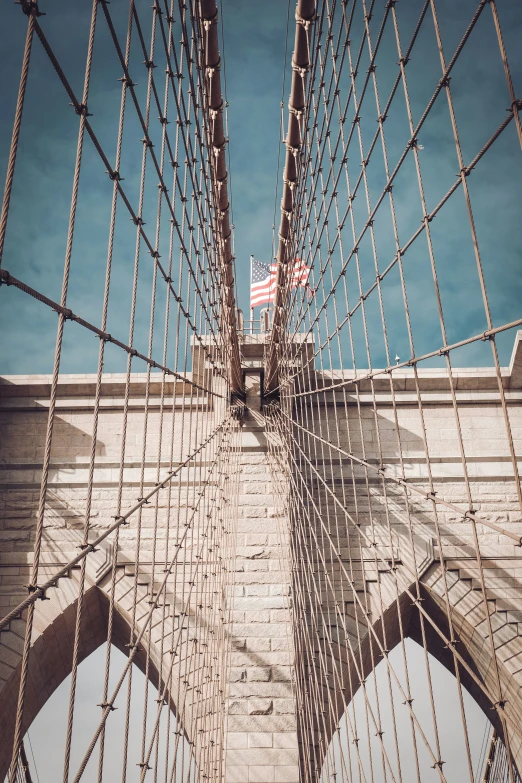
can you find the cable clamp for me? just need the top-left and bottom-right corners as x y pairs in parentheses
(202, 8), (218, 31)
(288, 105), (305, 120)
(79, 543), (98, 553)
(291, 63), (309, 78)
(209, 101), (224, 120)
(107, 169), (123, 181)
(71, 102), (91, 117)
(26, 583), (49, 599)
(113, 514), (128, 525)
(18, 0), (45, 16)
(141, 136), (153, 148)
(295, 11), (316, 29)
(510, 99), (522, 112)
(97, 702), (117, 711)
(444, 638), (459, 649)
(118, 76), (136, 88)
(143, 59), (156, 69)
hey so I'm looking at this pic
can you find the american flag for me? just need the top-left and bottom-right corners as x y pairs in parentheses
(250, 258), (277, 308)
(292, 257), (310, 289)
(250, 256), (310, 308)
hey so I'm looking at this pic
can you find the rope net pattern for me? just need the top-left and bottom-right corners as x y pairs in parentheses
(0, 0), (521, 783)
(265, 0), (522, 782)
(0, 0), (242, 781)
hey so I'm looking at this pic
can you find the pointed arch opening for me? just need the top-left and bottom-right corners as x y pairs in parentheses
(0, 584), (195, 782)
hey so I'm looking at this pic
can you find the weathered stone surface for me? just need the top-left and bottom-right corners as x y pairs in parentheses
(2, 339), (522, 782)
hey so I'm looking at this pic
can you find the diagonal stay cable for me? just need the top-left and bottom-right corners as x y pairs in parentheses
(70, 417), (238, 783)
(273, 0), (511, 385)
(271, 105), (518, 397)
(267, 404), (522, 741)
(0, 268), (222, 399)
(275, 403), (522, 544)
(0, 412), (234, 633)
(29, 13), (225, 380)
(290, 315), (522, 398)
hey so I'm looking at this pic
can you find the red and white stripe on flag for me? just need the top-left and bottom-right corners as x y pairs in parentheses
(250, 258), (278, 307)
(290, 257), (310, 289)
(250, 257), (311, 308)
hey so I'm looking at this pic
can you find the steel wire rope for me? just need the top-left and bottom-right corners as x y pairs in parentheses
(268, 0), (509, 392)
(27, 5), (227, 383)
(7, 0), (99, 776)
(269, 405), (474, 781)
(70, 416), (238, 783)
(266, 404), (446, 781)
(266, 401), (522, 740)
(99, 0), (227, 376)
(0, 0), (37, 268)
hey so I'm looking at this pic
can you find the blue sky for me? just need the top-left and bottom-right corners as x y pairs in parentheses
(0, 0), (521, 374)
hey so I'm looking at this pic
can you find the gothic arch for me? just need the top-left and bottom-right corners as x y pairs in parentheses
(0, 577), (193, 781)
(299, 571), (522, 782)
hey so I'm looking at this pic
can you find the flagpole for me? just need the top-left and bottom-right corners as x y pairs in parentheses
(250, 254), (254, 334)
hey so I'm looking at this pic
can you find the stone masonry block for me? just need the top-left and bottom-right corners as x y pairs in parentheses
(248, 667), (271, 682)
(274, 767), (299, 782)
(229, 700), (248, 715)
(229, 683), (293, 700)
(226, 765), (249, 783)
(248, 699), (273, 715)
(248, 733), (273, 748)
(227, 734), (248, 749)
(227, 750), (299, 767)
(248, 766), (274, 783)
(273, 734), (298, 749)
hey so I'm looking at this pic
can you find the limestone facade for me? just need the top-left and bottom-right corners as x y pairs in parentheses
(1, 333), (522, 781)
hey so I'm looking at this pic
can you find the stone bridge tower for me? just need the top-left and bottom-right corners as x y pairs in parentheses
(1, 333), (522, 781)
